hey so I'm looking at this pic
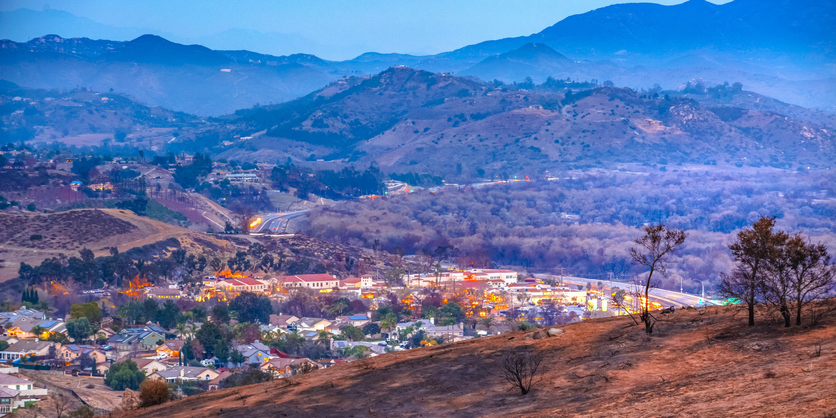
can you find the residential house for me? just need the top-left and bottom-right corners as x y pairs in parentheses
(156, 340), (185, 358)
(106, 326), (165, 351)
(294, 317), (332, 332)
(4, 318), (66, 340)
(59, 345), (106, 364)
(282, 274), (340, 290)
(231, 342), (270, 367)
(147, 366), (219, 383)
(146, 288), (184, 300)
(0, 387), (19, 414)
(0, 340), (56, 361)
(268, 314), (299, 330)
(260, 358), (320, 378)
(207, 370), (231, 391)
(0, 374), (47, 397)
(339, 275), (374, 290)
(334, 315), (370, 328)
(115, 358), (167, 375)
(215, 277), (269, 294)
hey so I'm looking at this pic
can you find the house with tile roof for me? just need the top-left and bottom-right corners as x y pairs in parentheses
(215, 277), (269, 293)
(282, 274), (340, 290)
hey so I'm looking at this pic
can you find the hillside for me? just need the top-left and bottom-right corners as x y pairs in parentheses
(127, 305), (836, 417)
(0, 208), (231, 282)
(0, 80), (201, 146)
(222, 67), (835, 175)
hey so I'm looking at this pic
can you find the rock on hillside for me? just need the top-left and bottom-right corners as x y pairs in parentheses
(126, 305), (836, 417)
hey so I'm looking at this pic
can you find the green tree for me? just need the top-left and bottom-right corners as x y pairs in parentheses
(195, 320), (222, 356)
(230, 349), (245, 366)
(362, 323), (380, 336)
(211, 304), (230, 324)
(229, 292), (272, 324)
(339, 325), (365, 342)
(70, 302), (102, 323)
(155, 300), (180, 330)
(380, 313), (397, 333)
(104, 360), (145, 391)
(66, 317), (93, 343)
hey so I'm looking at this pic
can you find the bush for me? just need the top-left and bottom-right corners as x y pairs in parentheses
(139, 379), (170, 408)
(516, 321), (536, 331)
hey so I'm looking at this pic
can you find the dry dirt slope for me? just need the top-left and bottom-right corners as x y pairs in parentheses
(0, 208), (231, 282)
(129, 306), (836, 418)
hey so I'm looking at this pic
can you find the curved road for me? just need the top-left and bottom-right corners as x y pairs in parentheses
(540, 275), (717, 307)
(253, 210), (309, 234)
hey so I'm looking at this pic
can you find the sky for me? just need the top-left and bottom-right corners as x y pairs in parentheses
(0, 0), (733, 60)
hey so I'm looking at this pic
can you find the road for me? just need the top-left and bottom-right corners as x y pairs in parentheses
(253, 210), (309, 234)
(537, 274), (716, 308)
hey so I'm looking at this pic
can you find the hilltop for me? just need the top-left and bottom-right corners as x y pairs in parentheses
(127, 305), (836, 417)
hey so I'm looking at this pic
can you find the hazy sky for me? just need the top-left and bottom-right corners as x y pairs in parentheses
(1, 0), (733, 59)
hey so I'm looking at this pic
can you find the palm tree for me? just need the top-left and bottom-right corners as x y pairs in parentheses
(380, 313), (398, 334)
(316, 330), (331, 346)
(434, 262), (443, 287)
(176, 323), (186, 339)
(330, 299), (349, 317)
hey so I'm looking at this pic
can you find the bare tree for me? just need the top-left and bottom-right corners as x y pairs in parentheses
(501, 349), (543, 395)
(719, 217), (786, 327)
(630, 224), (687, 334)
(786, 235), (834, 325)
(52, 393), (72, 418)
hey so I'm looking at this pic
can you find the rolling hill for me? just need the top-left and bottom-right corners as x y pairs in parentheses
(124, 305), (836, 417)
(219, 67), (835, 175)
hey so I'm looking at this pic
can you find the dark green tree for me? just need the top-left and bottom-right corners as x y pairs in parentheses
(104, 360), (145, 391)
(229, 292), (272, 324)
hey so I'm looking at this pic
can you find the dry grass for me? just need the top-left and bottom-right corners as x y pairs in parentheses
(127, 305), (836, 418)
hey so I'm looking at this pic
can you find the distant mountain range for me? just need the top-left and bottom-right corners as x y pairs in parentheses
(0, 0), (833, 116)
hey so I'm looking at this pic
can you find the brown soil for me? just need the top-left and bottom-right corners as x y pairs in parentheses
(127, 305), (836, 417)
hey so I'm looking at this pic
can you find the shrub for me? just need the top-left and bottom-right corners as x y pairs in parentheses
(139, 379), (170, 408)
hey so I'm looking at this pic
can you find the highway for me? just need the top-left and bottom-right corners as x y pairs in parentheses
(252, 210), (309, 234)
(536, 274), (716, 308)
